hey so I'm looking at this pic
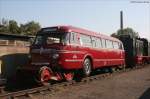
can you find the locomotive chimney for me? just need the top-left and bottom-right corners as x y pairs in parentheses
(120, 11), (123, 32)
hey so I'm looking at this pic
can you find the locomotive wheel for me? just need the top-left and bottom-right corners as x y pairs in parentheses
(38, 66), (52, 85)
(83, 58), (91, 77)
(64, 73), (74, 81)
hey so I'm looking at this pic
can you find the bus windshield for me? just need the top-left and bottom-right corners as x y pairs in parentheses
(34, 32), (69, 45)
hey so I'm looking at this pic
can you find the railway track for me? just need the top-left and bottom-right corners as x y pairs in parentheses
(0, 64), (149, 99)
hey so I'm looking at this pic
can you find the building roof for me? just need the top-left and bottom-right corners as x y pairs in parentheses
(0, 33), (34, 41)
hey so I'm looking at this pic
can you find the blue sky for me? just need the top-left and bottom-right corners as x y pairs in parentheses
(0, 0), (150, 39)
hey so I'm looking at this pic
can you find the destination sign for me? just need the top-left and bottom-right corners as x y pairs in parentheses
(42, 28), (58, 32)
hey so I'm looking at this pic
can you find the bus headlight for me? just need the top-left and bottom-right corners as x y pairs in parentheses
(52, 54), (59, 59)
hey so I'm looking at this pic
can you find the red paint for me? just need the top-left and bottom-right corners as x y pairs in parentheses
(22, 26), (125, 81)
(40, 67), (51, 82)
(64, 73), (74, 81)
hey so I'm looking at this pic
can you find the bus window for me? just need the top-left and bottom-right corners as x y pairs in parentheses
(92, 37), (102, 48)
(106, 40), (113, 49)
(80, 34), (92, 47)
(47, 37), (60, 44)
(113, 42), (119, 49)
(34, 32), (68, 45)
(110, 41), (113, 48)
(98, 38), (102, 48)
(102, 39), (106, 48)
(70, 32), (78, 44)
(92, 37), (96, 48)
(106, 40), (113, 48)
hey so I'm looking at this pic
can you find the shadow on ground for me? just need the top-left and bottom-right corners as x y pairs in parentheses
(139, 88), (150, 99)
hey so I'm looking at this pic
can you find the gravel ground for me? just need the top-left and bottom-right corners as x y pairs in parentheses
(37, 65), (150, 99)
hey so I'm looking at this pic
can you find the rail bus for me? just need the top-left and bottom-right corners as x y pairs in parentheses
(17, 26), (125, 84)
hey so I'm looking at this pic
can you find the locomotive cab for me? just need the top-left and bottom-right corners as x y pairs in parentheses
(31, 28), (69, 68)
(18, 27), (74, 84)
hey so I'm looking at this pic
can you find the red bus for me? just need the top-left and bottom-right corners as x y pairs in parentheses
(18, 26), (125, 84)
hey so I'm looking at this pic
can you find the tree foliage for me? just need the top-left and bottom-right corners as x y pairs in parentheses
(20, 21), (41, 35)
(9, 20), (20, 34)
(111, 27), (139, 38)
(0, 18), (41, 35)
(0, 18), (9, 33)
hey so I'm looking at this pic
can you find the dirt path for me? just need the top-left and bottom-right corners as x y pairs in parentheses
(38, 65), (150, 99)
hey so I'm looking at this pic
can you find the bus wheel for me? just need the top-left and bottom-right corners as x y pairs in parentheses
(83, 58), (91, 77)
(39, 66), (52, 85)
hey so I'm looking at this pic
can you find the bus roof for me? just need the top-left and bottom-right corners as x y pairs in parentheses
(41, 25), (121, 42)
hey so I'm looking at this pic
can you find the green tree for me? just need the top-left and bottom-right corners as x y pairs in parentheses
(111, 27), (139, 38)
(19, 24), (26, 34)
(0, 18), (41, 35)
(117, 27), (139, 38)
(1, 18), (9, 26)
(0, 18), (9, 33)
(0, 25), (9, 33)
(21, 21), (41, 35)
(8, 20), (20, 34)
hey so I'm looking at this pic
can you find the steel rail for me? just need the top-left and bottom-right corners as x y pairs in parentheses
(0, 64), (149, 99)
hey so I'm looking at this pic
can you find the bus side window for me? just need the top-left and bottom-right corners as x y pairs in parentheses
(70, 32), (78, 44)
(106, 40), (112, 49)
(80, 34), (92, 47)
(101, 39), (106, 48)
(91, 37), (96, 48)
(113, 42), (119, 49)
(99, 38), (102, 48)
(94, 37), (102, 48)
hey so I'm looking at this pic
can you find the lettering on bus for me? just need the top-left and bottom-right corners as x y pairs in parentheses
(70, 32), (123, 50)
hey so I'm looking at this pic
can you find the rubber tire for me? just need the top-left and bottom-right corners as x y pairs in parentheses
(83, 58), (91, 77)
